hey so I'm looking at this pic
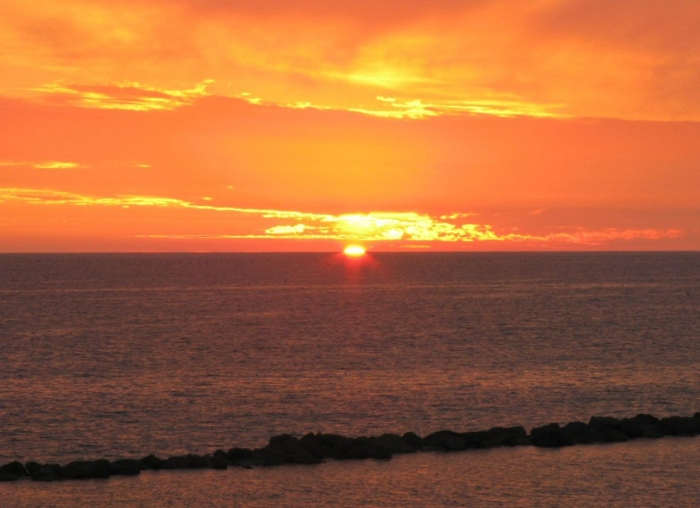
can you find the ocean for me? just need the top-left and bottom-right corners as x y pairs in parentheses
(1, 252), (699, 506)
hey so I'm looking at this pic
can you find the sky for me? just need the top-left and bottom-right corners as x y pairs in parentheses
(1, 0), (699, 252)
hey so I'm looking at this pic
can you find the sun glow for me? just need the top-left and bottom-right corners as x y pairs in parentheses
(343, 245), (366, 257)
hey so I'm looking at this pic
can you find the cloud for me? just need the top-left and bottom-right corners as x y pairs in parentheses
(0, 160), (84, 169)
(31, 81), (213, 111)
(3, 0), (700, 120)
(0, 187), (682, 247)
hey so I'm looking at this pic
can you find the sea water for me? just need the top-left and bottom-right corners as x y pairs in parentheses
(1, 252), (699, 506)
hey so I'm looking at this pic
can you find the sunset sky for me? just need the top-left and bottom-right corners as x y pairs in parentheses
(1, 0), (699, 251)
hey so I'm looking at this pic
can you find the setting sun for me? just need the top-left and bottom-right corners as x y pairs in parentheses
(343, 245), (366, 257)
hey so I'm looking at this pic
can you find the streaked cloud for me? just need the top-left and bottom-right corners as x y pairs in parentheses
(31, 81), (213, 111)
(0, 161), (85, 169)
(2, 0), (700, 120)
(0, 187), (682, 247)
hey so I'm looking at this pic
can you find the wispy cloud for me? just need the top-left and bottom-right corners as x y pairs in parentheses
(0, 187), (682, 247)
(31, 81), (213, 111)
(350, 97), (566, 119)
(0, 161), (84, 169)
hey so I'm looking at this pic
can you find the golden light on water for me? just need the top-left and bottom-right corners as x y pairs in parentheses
(343, 245), (366, 257)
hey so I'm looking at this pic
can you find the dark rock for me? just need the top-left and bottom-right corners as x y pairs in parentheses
(562, 421), (596, 444)
(299, 433), (333, 459)
(0, 461), (29, 481)
(26, 462), (63, 482)
(62, 460), (111, 480)
(530, 423), (572, 448)
(227, 447), (253, 464)
(367, 446), (393, 460)
(211, 450), (229, 470)
(109, 459), (141, 476)
(187, 454), (212, 469)
(341, 437), (393, 460)
(310, 433), (356, 460)
(588, 417), (629, 443)
(139, 454), (163, 470)
(253, 434), (322, 466)
(161, 455), (191, 470)
(370, 434), (417, 454)
(486, 426), (530, 447)
(461, 431), (490, 449)
(628, 414), (664, 439)
(402, 432), (423, 449)
(660, 416), (700, 436)
(423, 430), (467, 451)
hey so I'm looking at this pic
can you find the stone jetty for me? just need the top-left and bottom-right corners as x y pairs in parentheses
(2, 412), (700, 482)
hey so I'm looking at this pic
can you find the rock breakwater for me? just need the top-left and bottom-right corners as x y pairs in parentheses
(2, 412), (700, 482)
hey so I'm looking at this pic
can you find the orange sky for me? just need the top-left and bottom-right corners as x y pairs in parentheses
(1, 0), (699, 251)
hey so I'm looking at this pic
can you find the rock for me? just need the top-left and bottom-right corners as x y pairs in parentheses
(370, 434), (417, 454)
(26, 462), (63, 482)
(187, 454), (212, 469)
(109, 459), (141, 476)
(562, 421), (596, 444)
(62, 460), (111, 480)
(299, 433), (333, 459)
(530, 423), (572, 448)
(588, 417), (629, 443)
(659, 416), (700, 436)
(341, 437), (393, 460)
(0, 461), (29, 481)
(625, 414), (664, 439)
(139, 454), (163, 470)
(458, 427), (529, 449)
(311, 433), (355, 460)
(161, 455), (191, 470)
(479, 426), (529, 447)
(227, 447), (253, 464)
(211, 450), (229, 470)
(253, 434), (322, 466)
(460, 431), (490, 449)
(402, 432), (423, 449)
(422, 430), (467, 451)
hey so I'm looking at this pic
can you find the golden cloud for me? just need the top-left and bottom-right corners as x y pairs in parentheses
(0, 161), (85, 169)
(0, 187), (683, 247)
(31, 81), (213, 111)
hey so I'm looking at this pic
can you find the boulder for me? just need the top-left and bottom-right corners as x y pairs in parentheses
(161, 455), (191, 470)
(459, 428), (529, 449)
(588, 417), (629, 443)
(187, 454), (212, 469)
(562, 421), (596, 444)
(659, 416), (700, 436)
(310, 433), (356, 460)
(460, 431), (490, 449)
(253, 435), (322, 466)
(62, 460), (111, 480)
(299, 433), (334, 459)
(341, 437), (392, 460)
(422, 430), (467, 451)
(227, 448), (253, 464)
(402, 432), (423, 449)
(626, 414), (664, 439)
(211, 450), (229, 470)
(530, 423), (572, 448)
(139, 454), (163, 470)
(0, 461), (29, 481)
(26, 462), (63, 482)
(369, 434), (417, 454)
(109, 459), (141, 476)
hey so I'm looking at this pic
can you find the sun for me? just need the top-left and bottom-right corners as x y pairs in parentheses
(343, 245), (366, 257)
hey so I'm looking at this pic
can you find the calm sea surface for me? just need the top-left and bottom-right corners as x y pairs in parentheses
(1, 252), (699, 506)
